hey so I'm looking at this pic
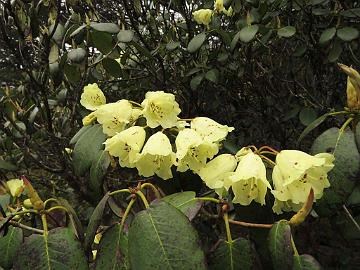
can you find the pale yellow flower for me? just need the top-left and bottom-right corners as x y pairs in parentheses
(80, 83), (106, 111)
(176, 129), (219, 172)
(135, 132), (176, 180)
(214, 0), (224, 13)
(7, 179), (24, 197)
(191, 117), (234, 143)
(271, 150), (334, 213)
(141, 91), (181, 129)
(198, 154), (237, 195)
(223, 6), (234, 16)
(104, 126), (146, 168)
(193, 9), (213, 26)
(94, 100), (133, 136)
(338, 64), (360, 110)
(225, 151), (271, 205)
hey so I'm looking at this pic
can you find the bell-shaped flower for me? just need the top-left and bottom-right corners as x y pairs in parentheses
(135, 132), (176, 180)
(192, 9), (213, 26)
(225, 151), (271, 205)
(191, 117), (234, 143)
(94, 100), (133, 136)
(7, 178), (25, 197)
(104, 126), (146, 168)
(271, 150), (334, 213)
(175, 129), (219, 173)
(130, 108), (143, 123)
(198, 154), (237, 195)
(80, 83), (106, 111)
(141, 91), (181, 129)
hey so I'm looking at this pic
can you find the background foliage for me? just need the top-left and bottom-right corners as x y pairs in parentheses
(0, 0), (360, 269)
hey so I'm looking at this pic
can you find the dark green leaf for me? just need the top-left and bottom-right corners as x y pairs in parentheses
(166, 41), (180, 51)
(268, 220), (293, 270)
(162, 191), (202, 220)
(230, 31), (241, 51)
(64, 64), (81, 83)
(347, 185), (360, 206)
(95, 224), (129, 270)
(84, 193), (110, 254)
(299, 107), (318, 126)
(128, 201), (206, 270)
(89, 150), (110, 200)
(90, 23), (120, 34)
(67, 48), (86, 63)
(277, 26), (296, 38)
(239, 25), (259, 43)
(187, 33), (206, 53)
(340, 8), (360, 18)
(190, 74), (204, 90)
(117, 30), (134, 43)
(297, 112), (330, 145)
(293, 254), (321, 270)
(73, 124), (107, 176)
(209, 238), (256, 270)
(14, 228), (88, 270)
(0, 226), (23, 269)
(70, 126), (92, 145)
(337, 27), (359, 42)
(328, 40), (342, 62)
(130, 41), (154, 59)
(70, 25), (86, 38)
(0, 160), (17, 171)
(319, 28), (336, 44)
(102, 58), (122, 78)
(91, 31), (114, 54)
(205, 69), (219, 83)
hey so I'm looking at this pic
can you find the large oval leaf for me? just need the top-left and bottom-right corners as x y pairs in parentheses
(319, 27), (336, 44)
(0, 226), (23, 269)
(14, 228), (88, 270)
(117, 30), (134, 43)
(128, 201), (206, 269)
(95, 224), (129, 270)
(187, 33), (206, 53)
(90, 23), (120, 34)
(277, 26), (296, 38)
(293, 254), (321, 270)
(337, 27), (359, 41)
(161, 191), (202, 220)
(268, 220), (293, 270)
(73, 124), (106, 176)
(209, 238), (256, 270)
(91, 31), (114, 55)
(89, 150), (110, 200)
(239, 25), (259, 43)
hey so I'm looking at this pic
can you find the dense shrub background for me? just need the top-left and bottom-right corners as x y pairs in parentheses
(0, 0), (359, 268)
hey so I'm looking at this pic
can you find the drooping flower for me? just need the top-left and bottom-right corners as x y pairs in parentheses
(80, 83), (106, 111)
(175, 129), (219, 172)
(191, 117), (234, 143)
(224, 151), (271, 205)
(6, 178), (25, 197)
(94, 100), (133, 136)
(214, 0), (224, 13)
(141, 91), (181, 129)
(135, 132), (176, 180)
(271, 150), (334, 213)
(104, 126), (146, 168)
(338, 64), (360, 110)
(198, 154), (237, 195)
(192, 9), (213, 26)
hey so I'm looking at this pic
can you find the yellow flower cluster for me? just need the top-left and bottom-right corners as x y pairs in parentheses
(79, 85), (334, 213)
(192, 0), (234, 26)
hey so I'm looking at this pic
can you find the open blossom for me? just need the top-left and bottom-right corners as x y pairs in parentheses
(191, 117), (234, 143)
(104, 126), (146, 168)
(271, 150), (334, 213)
(193, 9), (213, 26)
(175, 129), (219, 172)
(141, 91), (181, 129)
(198, 154), (237, 195)
(94, 100), (133, 136)
(225, 151), (271, 205)
(80, 83), (106, 111)
(135, 132), (176, 180)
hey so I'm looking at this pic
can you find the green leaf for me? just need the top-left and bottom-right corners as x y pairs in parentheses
(128, 201), (206, 270)
(293, 254), (321, 270)
(230, 31), (241, 51)
(347, 185), (360, 206)
(239, 25), (259, 43)
(70, 125), (92, 145)
(130, 41), (154, 59)
(89, 150), (110, 200)
(166, 40), (180, 51)
(70, 25), (86, 38)
(14, 228), (88, 270)
(0, 160), (17, 171)
(319, 27), (336, 44)
(117, 30), (134, 43)
(187, 33), (206, 53)
(90, 23), (120, 34)
(299, 107), (318, 126)
(205, 69), (219, 83)
(311, 128), (360, 215)
(84, 193), (110, 254)
(268, 220), (293, 270)
(91, 31), (114, 54)
(102, 58), (122, 78)
(162, 191), (202, 220)
(67, 48), (86, 63)
(0, 226), (23, 269)
(340, 8), (360, 18)
(49, 23), (65, 45)
(337, 27), (359, 42)
(297, 112), (330, 145)
(209, 238), (256, 270)
(64, 64), (81, 83)
(73, 124), (106, 176)
(95, 224), (129, 270)
(277, 26), (296, 38)
(327, 40), (342, 62)
(190, 74), (204, 90)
